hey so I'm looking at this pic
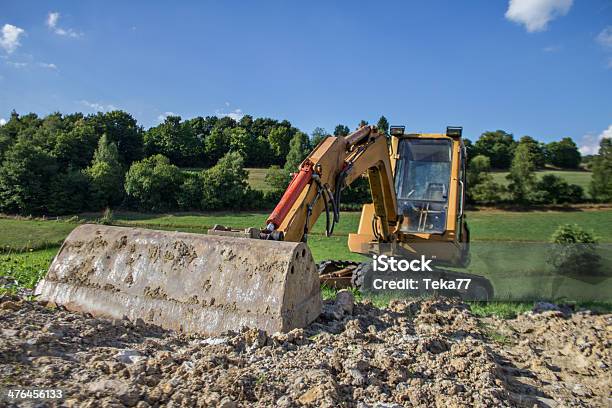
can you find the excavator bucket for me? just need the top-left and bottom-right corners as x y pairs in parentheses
(35, 224), (321, 335)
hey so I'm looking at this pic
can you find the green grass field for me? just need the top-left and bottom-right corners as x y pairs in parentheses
(0, 218), (79, 251)
(2, 208), (611, 254)
(491, 170), (592, 195)
(1, 208), (610, 306)
(246, 168), (274, 192)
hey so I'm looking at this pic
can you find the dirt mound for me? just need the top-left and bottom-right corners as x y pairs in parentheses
(0, 294), (610, 407)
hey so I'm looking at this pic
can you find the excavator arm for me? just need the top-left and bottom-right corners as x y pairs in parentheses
(263, 126), (399, 243)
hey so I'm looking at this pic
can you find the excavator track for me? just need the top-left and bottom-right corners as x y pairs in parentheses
(317, 260), (361, 289)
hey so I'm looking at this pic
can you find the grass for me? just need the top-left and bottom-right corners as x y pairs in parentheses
(0, 247), (58, 291)
(0, 217), (79, 252)
(491, 170), (592, 196)
(246, 168), (273, 192)
(1, 208), (610, 307)
(466, 209), (612, 242)
(2, 209), (611, 258)
(469, 301), (534, 319)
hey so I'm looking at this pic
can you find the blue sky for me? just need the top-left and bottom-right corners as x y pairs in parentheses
(1, 1), (611, 153)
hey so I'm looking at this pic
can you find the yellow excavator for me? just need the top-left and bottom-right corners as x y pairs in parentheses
(36, 124), (491, 336)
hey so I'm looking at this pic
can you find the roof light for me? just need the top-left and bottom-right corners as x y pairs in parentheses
(446, 126), (462, 138)
(390, 126), (405, 136)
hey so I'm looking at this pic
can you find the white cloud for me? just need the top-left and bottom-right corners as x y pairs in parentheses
(80, 100), (118, 112)
(157, 111), (176, 122)
(38, 62), (57, 70)
(215, 108), (244, 121)
(505, 0), (573, 32)
(0, 24), (25, 54)
(5, 60), (58, 70)
(596, 26), (612, 49)
(0, 118), (6, 126)
(543, 45), (562, 53)
(46, 12), (81, 38)
(47, 12), (59, 29)
(579, 125), (612, 155)
(6, 61), (28, 68)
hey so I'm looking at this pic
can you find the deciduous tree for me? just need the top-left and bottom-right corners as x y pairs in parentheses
(86, 134), (125, 208)
(590, 138), (612, 202)
(546, 137), (581, 169)
(124, 155), (183, 211)
(474, 130), (517, 169)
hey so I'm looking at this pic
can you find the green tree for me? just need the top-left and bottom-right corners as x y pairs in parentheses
(268, 125), (292, 162)
(144, 115), (202, 166)
(518, 136), (546, 169)
(546, 137), (581, 169)
(284, 132), (310, 172)
(548, 224), (600, 276)
(0, 139), (58, 214)
(87, 111), (144, 166)
(52, 120), (98, 168)
(334, 124), (350, 137)
(177, 172), (204, 210)
(251, 135), (276, 168)
(474, 130), (517, 169)
(203, 127), (231, 165)
(535, 174), (583, 204)
(0, 111), (30, 160)
(463, 138), (475, 163)
(311, 127), (328, 147)
(358, 120), (369, 128)
(589, 138), (612, 202)
(506, 143), (536, 203)
(124, 155), (183, 211)
(264, 165), (291, 194)
(239, 114), (254, 130)
(85, 134), (125, 208)
(48, 168), (90, 215)
(228, 127), (253, 164)
(467, 155), (503, 203)
(467, 155), (491, 187)
(377, 116), (389, 135)
(201, 152), (250, 210)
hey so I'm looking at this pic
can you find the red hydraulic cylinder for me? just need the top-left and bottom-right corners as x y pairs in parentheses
(266, 162), (313, 229)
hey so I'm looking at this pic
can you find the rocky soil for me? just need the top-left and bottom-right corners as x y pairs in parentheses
(0, 294), (610, 407)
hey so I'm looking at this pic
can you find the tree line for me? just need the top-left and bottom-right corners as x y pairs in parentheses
(464, 130), (582, 170)
(0, 110), (609, 216)
(467, 136), (611, 205)
(0, 110), (310, 215)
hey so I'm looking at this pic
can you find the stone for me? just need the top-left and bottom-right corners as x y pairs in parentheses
(322, 303), (344, 320)
(218, 398), (238, 408)
(532, 302), (560, 313)
(1, 301), (20, 311)
(115, 349), (146, 364)
(335, 289), (354, 314)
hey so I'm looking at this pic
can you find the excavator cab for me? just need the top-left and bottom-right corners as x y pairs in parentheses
(395, 137), (453, 234)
